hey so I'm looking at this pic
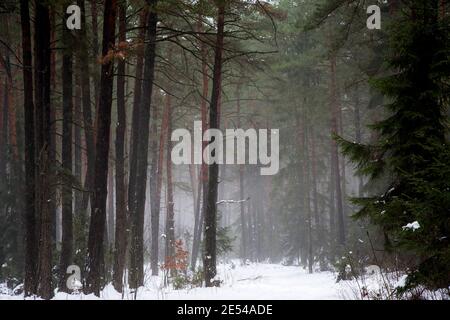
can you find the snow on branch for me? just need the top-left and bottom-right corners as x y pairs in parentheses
(216, 197), (250, 205)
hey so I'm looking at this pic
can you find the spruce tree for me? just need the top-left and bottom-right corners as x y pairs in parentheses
(337, 0), (450, 290)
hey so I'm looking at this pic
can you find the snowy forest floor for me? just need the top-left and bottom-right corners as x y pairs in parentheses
(0, 262), (368, 300)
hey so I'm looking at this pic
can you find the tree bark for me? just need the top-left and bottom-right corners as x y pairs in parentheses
(77, 0), (96, 214)
(329, 55), (345, 246)
(165, 90), (175, 262)
(203, 3), (225, 287)
(190, 21), (209, 270)
(113, 1), (128, 292)
(34, 1), (53, 299)
(236, 81), (247, 261)
(127, 8), (147, 240)
(353, 89), (364, 196)
(85, 0), (117, 296)
(129, 0), (158, 289)
(90, 0), (100, 111)
(20, 0), (38, 297)
(59, 4), (74, 292)
(74, 70), (82, 217)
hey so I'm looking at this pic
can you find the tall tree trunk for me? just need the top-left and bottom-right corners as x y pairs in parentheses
(113, 1), (128, 292)
(338, 94), (348, 225)
(353, 89), (364, 196)
(156, 91), (173, 261)
(74, 70), (82, 216)
(85, 0), (117, 296)
(310, 129), (324, 269)
(34, 1), (53, 299)
(329, 55), (345, 246)
(203, 3), (225, 287)
(48, 9), (58, 251)
(0, 76), (6, 191)
(59, 4), (74, 292)
(90, 0), (100, 110)
(129, 0), (158, 288)
(190, 21), (209, 270)
(107, 161), (114, 245)
(303, 116), (313, 274)
(165, 93), (175, 262)
(127, 8), (147, 241)
(20, 0), (38, 296)
(236, 81), (247, 261)
(78, 0), (96, 214)
(148, 92), (160, 276)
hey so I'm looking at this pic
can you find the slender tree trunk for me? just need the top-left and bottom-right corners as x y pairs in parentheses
(74, 71), (82, 214)
(303, 117), (313, 274)
(190, 22), (209, 270)
(77, 0), (96, 214)
(203, 3), (225, 287)
(107, 162), (114, 245)
(165, 93), (175, 263)
(154, 88), (171, 272)
(310, 129), (325, 269)
(127, 8), (147, 237)
(59, 4), (74, 291)
(34, 1), (53, 299)
(90, 0), (100, 110)
(85, 0), (117, 296)
(20, 0), (38, 296)
(129, 0), (158, 288)
(0, 76), (6, 189)
(148, 95), (162, 276)
(127, 8), (146, 287)
(338, 94), (348, 225)
(152, 46), (173, 275)
(329, 55), (345, 246)
(113, 2), (128, 292)
(353, 90), (364, 196)
(48, 10), (58, 251)
(236, 81), (247, 261)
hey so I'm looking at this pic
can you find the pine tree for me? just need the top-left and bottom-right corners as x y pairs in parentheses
(337, 0), (450, 290)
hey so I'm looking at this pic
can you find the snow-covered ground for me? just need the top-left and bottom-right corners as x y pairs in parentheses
(1, 262), (358, 300)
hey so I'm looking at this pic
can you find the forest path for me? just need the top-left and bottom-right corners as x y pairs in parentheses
(1, 263), (351, 299)
(106, 262), (349, 300)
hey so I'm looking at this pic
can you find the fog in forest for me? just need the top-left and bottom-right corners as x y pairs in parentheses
(0, 0), (449, 300)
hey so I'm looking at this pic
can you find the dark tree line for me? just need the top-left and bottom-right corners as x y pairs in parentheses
(0, 0), (448, 300)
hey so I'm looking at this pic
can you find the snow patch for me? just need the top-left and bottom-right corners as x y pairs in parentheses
(402, 221), (420, 231)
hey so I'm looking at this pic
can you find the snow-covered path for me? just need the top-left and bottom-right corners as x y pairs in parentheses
(1, 263), (352, 300)
(152, 263), (345, 300)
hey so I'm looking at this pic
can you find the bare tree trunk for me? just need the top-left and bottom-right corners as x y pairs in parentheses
(236, 81), (247, 261)
(190, 21), (209, 270)
(155, 65), (175, 268)
(353, 89), (364, 196)
(303, 117), (313, 274)
(107, 162), (114, 245)
(78, 0), (96, 214)
(129, 0), (158, 288)
(74, 70), (82, 214)
(85, 0), (117, 296)
(203, 3), (225, 287)
(59, 4), (74, 291)
(113, 1), (128, 292)
(20, 0), (38, 296)
(329, 55), (345, 246)
(34, 1), (53, 299)
(127, 8), (147, 252)
(48, 10), (58, 251)
(310, 129), (325, 269)
(165, 92), (175, 263)
(0, 74), (6, 193)
(90, 0), (100, 110)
